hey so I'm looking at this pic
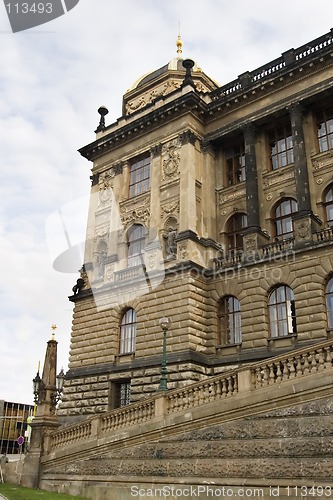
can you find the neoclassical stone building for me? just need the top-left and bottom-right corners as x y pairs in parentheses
(58, 29), (333, 423)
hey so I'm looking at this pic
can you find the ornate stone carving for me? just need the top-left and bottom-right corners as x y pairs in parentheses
(179, 129), (198, 146)
(312, 151), (333, 171)
(94, 225), (110, 241)
(218, 188), (246, 204)
(162, 138), (181, 181)
(126, 80), (182, 115)
(146, 252), (158, 270)
(150, 143), (162, 158)
(178, 241), (188, 261)
(161, 200), (180, 217)
(263, 170), (294, 188)
(98, 163), (123, 207)
(120, 197), (150, 227)
(105, 264), (114, 282)
(244, 235), (256, 252)
(295, 220), (310, 239)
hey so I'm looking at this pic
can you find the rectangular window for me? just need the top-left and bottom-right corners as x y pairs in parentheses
(317, 107), (333, 153)
(110, 380), (131, 409)
(129, 155), (150, 197)
(224, 144), (246, 186)
(268, 125), (294, 170)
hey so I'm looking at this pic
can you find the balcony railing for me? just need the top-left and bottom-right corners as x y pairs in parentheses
(316, 227), (333, 243)
(211, 29), (333, 102)
(49, 338), (333, 452)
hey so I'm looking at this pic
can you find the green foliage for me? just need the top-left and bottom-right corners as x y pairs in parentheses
(0, 483), (87, 500)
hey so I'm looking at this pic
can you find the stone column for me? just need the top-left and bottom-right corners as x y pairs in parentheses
(178, 129), (198, 234)
(21, 336), (60, 488)
(289, 103), (311, 215)
(244, 125), (260, 231)
(149, 144), (162, 239)
(242, 125), (269, 257)
(289, 103), (321, 245)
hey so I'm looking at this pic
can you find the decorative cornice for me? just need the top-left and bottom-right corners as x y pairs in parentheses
(179, 129), (199, 146)
(78, 93), (207, 162)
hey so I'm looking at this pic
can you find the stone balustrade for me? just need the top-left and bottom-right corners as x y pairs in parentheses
(316, 227), (333, 243)
(211, 29), (333, 102)
(50, 338), (333, 451)
(100, 399), (155, 433)
(51, 420), (92, 449)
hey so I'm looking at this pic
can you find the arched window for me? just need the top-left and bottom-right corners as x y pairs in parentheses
(127, 224), (145, 267)
(326, 277), (333, 329)
(218, 296), (242, 345)
(274, 198), (298, 241)
(226, 213), (248, 253)
(119, 308), (136, 354)
(324, 185), (333, 227)
(268, 285), (296, 338)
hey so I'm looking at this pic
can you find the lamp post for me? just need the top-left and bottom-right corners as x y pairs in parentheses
(158, 317), (171, 391)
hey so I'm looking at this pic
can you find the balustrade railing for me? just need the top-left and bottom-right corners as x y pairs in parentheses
(100, 399), (155, 433)
(260, 238), (295, 258)
(316, 227), (333, 243)
(167, 372), (238, 415)
(252, 342), (333, 388)
(51, 420), (92, 449)
(50, 338), (333, 451)
(211, 29), (333, 102)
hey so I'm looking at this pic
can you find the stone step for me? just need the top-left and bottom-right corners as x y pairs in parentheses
(48, 456), (333, 480)
(98, 435), (333, 460)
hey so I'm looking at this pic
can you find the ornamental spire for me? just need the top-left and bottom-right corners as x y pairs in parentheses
(176, 23), (183, 58)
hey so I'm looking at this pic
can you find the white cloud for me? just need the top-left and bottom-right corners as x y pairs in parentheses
(0, 0), (332, 404)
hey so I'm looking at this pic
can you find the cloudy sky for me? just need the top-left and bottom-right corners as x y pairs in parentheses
(0, 0), (332, 405)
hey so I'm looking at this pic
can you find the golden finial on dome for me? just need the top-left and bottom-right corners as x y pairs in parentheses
(176, 23), (183, 57)
(51, 324), (57, 340)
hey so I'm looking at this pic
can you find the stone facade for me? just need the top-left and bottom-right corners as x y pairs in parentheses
(58, 29), (333, 423)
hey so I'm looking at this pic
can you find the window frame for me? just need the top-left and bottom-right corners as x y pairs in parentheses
(226, 213), (248, 253)
(316, 107), (333, 153)
(326, 276), (333, 330)
(273, 198), (298, 241)
(268, 285), (297, 338)
(324, 185), (333, 227)
(129, 154), (150, 197)
(127, 224), (145, 268)
(224, 143), (246, 186)
(268, 124), (294, 170)
(218, 296), (242, 345)
(119, 308), (137, 354)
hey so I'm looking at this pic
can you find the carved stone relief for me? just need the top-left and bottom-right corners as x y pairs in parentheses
(126, 80), (182, 115)
(218, 189), (246, 205)
(178, 241), (188, 261)
(162, 138), (181, 181)
(161, 200), (180, 218)
(312, 151), (333, 171)
(120, 197), (150, 228)
(295, 220), (310, 239)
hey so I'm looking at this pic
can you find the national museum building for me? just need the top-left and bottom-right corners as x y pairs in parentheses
(57, 29), (333, 422)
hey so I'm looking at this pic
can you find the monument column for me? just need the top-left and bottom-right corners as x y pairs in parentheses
(289, 103), (321, 244)
(242, 125), (268, 257)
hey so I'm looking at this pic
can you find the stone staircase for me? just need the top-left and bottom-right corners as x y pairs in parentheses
(23, 340), (333, 498)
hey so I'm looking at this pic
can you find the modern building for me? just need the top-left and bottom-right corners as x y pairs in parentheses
(0, 400), (34, 455)
(53, 29), (333, 424)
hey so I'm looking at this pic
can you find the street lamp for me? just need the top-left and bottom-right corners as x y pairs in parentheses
(32, 368), (65, 408)
(158, 317), (172, 391)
